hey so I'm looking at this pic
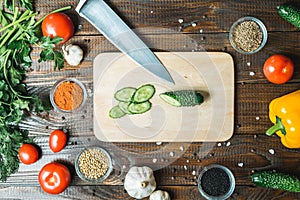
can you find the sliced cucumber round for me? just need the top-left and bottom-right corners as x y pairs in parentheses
(109, 105), (126, 118)
(118, 101), (131, 114)
(128, 101), (152, 114)
(132, 84), (155, 103)
(114, 87), (136, 102)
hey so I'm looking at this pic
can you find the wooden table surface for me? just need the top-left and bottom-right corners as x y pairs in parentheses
(1, 0), (300, 199)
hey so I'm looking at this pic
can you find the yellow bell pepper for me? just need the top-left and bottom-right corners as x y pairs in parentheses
(266, 90), (300, 148)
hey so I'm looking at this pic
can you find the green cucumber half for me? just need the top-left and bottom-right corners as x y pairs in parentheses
(132, 84), (156, 103)
(159, 90), (204, 107)
(114, 87), (136, 102)
(252, 171), (300, 192)
(278, 4), (300, 29)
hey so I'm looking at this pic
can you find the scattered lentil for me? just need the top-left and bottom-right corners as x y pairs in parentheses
(78, 148), (110, 180)
(231, 20), (263, 52)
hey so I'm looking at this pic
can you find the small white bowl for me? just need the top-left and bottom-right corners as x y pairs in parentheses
(50, 78), (87, 113)
(198, 164), (235, 200)
(229, 16), (268, 54)
(75, 147), (113, 183)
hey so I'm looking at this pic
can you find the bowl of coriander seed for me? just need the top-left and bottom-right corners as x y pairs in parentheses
(229, 16), (268, 54)
(75, 147), (113, 183)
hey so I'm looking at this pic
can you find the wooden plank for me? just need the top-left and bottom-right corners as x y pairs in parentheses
(29, 31), (300, 82)
(1, 185), (299, 200)
(1, 135), (299, 186)
(33, 0), (300, 34)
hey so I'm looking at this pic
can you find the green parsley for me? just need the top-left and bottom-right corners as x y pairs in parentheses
(0, 2), (71, 181)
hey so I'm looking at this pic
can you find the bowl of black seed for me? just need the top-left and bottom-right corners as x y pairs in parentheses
(229, 16), (267, 54)
(198, 164), (235, 200)
(75, 147), (113, 183)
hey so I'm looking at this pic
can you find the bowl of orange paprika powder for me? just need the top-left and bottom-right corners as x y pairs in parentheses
(50, 78), (87, 113)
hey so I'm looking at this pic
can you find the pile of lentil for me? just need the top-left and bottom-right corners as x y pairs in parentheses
(231, 20), (263, 53)
(78, 148), (110, 180)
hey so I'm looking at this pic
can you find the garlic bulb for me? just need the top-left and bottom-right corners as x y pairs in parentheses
(150, 190), (171, 200)
(124, 166), (156, 199)
(62, 44), (83, 66)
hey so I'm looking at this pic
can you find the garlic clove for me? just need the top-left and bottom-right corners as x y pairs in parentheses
(150, 190), (171, 200)
(62, 44), (83, 66)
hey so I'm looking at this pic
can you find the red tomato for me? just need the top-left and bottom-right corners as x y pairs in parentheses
(41, 13), (74, 44)
(263, 54), (294, 84)
(18, 144), (39, 165)
(38, 162), (71, 194)
(49, 130), (67, 153)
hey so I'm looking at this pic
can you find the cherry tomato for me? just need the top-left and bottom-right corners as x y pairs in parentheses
(18, 144), (39, 165)
(263, 54), (294, 84)
(38, 162), (71, 194)
(41, 13), (74, 44)
(49, 130), (67, 153)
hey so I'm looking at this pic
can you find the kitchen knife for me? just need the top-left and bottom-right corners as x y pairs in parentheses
(76, 0), (174, 84)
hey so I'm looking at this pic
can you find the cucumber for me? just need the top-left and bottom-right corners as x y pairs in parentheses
(114, 87), (136, 102)
(109, 84), (155, 118)
(132, 84), (155, 103)
(109, 105), (126, 119)
(128, 101), (152, 114)
(252, 171), (300, 192)
(278, 4), (300, 29)
(159, 90), (204, 107)
(118, 101), (131, 114)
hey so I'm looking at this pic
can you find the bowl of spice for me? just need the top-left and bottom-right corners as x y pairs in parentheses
(75, 147), (113, 183)
(50, 78), (87, 113)
(198, 164), (235, 200)
(229, 16), (267, 54)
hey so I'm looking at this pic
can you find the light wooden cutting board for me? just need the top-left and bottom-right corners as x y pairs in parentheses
(93, 52), (234, 142)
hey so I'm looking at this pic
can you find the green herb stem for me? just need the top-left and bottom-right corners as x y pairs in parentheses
(34, 5), (72, 28)
(0, 12), (37, 33)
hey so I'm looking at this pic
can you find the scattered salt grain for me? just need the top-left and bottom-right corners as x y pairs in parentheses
(256, 116), (260, 120)
(152, 158), (157, 163)
(186, 160), (190, 163)
(192, 170), (196, 176)
(170, 152), (175, 157)
(178, 18), (184, 23)
(247, 62), (251, 66)
(150, 10), (154, 14)
(184, 165), (188, 170)
(226, 141), (231, 147)
(269, 149), (275, 155)
(122, 165), (126, 169)
(156, 142), (162, 145)
(249, 71), (255, 76)
(217, 143), (222, 147)
(179, 146), (184, 151)
(238, 162), (244, 167)
(199, 29), (203, 33)
(192, 22), (197, 27)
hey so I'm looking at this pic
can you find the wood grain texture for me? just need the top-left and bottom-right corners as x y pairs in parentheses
(1, 0), (300, 199)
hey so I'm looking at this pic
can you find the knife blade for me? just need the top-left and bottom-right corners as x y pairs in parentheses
(76, 0), (174, 84)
